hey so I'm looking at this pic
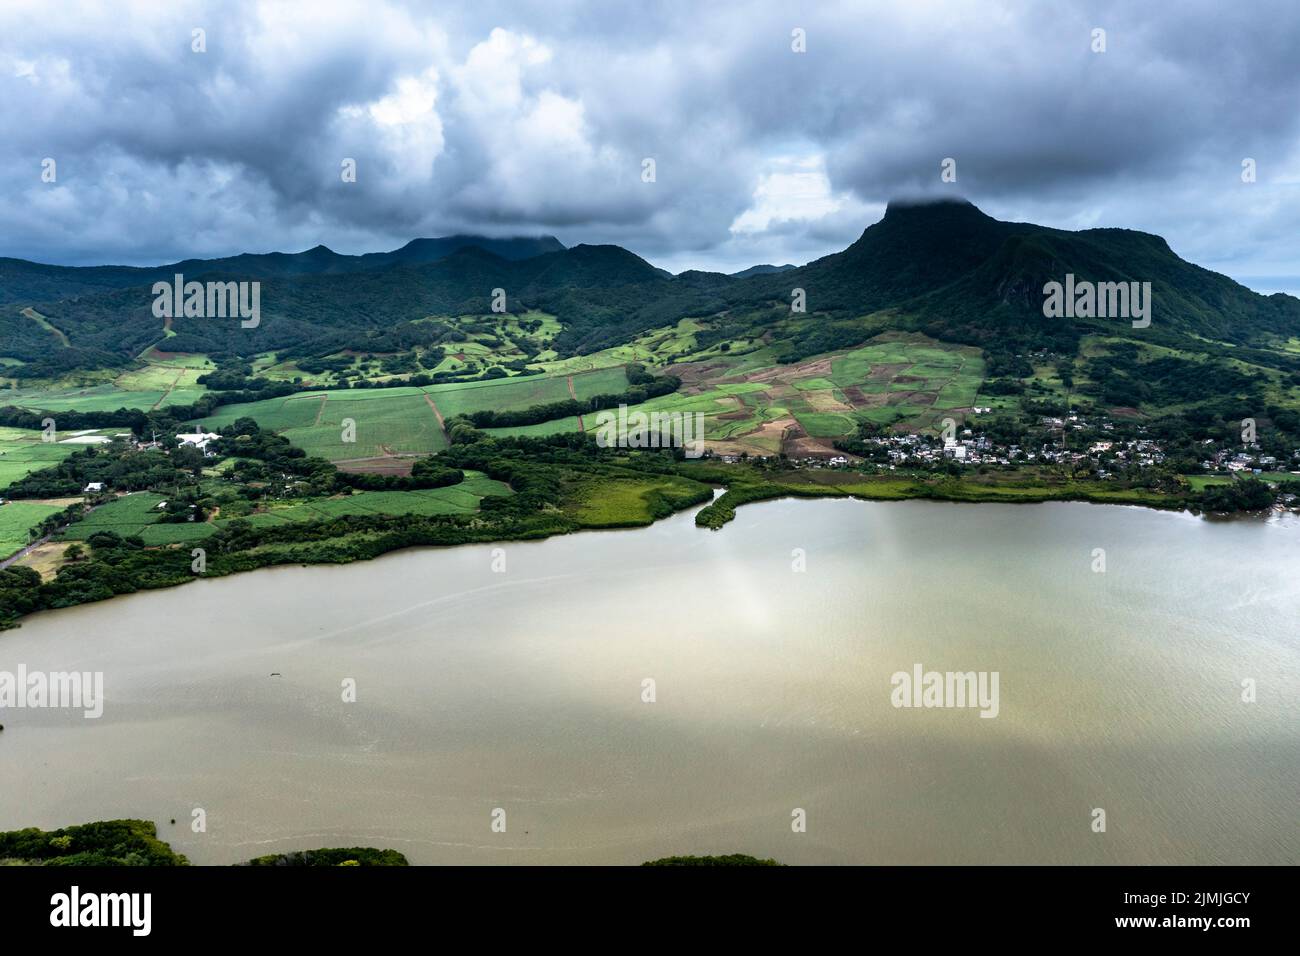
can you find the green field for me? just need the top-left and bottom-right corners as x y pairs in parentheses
(486, 416), (587, 438)
(216, 479), (510, 530)
(58, 473), (512, 544)
(0, 500), (63, 557)
(59, 492), (169, 540)
(196, 366), (629, 462)
(198, 387), (445, 462)
(1177, 473), (1299, 494)
(8, 330), (989, 462)
(489, 333), (988, 455)
(435, 373), (567, 418)
(112, 363), (208, 406)
(143, 352), (216, 370)
(1, 349), (212, 412)
(0, 426), (86, 488)
(4, 383), (159, 412)
(566, 474), (712, 527)
(430, 365), (627, 416)
(56, 490), (228, 547)
(3, 363), (208, 413)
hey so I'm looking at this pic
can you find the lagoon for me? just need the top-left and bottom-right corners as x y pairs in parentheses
(2, 499), (1297, 864)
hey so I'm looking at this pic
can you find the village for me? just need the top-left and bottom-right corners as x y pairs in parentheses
(719, 409), (1300, 489)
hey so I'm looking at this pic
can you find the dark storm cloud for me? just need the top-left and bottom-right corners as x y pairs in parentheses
(1, 0), (1297, 278)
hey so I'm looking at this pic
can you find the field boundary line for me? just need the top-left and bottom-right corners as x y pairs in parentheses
(423, 392), (448, 439)
(150, 367), (186, 410)
(567, 375), (584, 431)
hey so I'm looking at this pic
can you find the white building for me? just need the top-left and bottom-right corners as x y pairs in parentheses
(175, 431), (221, 452)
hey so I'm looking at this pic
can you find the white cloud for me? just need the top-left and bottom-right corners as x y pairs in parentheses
(453, 27), (551, 115)
(337, 67), (445, 187)
(0, 0), (1297, 278)
(730, 154), (869, 235)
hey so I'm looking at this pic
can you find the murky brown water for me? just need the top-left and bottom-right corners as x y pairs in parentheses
(2, 499), (1297, 864)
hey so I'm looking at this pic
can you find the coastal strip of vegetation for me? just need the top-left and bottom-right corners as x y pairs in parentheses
(0, 422), (715, 628)
(0, 409), (1286, 630)
(1, 371), (1290, 629)
(0, 818), (781, 867)
(686, 466), (1275, 530)
(642, 855), (783, 866)
(0, 819), (406, 866)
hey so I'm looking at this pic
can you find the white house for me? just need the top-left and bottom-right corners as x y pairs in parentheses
(175, 431), (221, 452)
(83, 482), (105, 493)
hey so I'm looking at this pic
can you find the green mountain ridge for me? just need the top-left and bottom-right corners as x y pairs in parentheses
(3, 199), (1298, 375)
(0, 233), (566, 305)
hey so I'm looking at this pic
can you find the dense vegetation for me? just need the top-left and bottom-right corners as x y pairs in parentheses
(1197, 477), (1277, 511)
(642, 854), (783, 866)
(0, 819), (410, 866)
(0, 819), (188, 866)
(241, 848), (409, 866)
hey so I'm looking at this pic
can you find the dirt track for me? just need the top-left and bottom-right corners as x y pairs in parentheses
(567, 375), (584, 431)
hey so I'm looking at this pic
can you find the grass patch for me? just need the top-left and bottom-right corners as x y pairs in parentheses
(216, 478), (511, 530)
(60, 493), (167, 539)
(568, 475), (712, 528)
(196, 368), (629, 462)
(0, 500), (63, 557)
(0, 427), (81, 488)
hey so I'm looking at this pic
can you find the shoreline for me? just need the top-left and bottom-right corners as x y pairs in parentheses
(6, 484), (1291, 632)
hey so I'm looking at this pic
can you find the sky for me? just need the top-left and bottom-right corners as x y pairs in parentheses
(2, 0), (1299, 290)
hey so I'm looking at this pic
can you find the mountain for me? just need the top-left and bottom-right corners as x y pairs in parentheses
(730, 263), (796, 278)
(4, 199), (1299, 374)
(896, 205), (1300, 349)
(719, 198), (1300, 353)
(2, 241), (693, 365)
(728, 199), (1032, 311)
(353, 235), (564, 269)
(0, 234), (565, 305)
(518, 244), (666, 287)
